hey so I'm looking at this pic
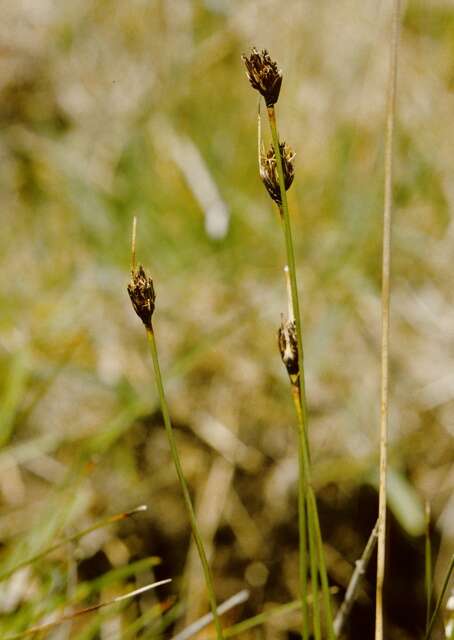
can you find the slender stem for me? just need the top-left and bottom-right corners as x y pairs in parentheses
(309, 488), (335, 640)
(268, 103), (312, 640)
(268, 107), (308, 432)
(424, 502), (432, 632)
(293, 386), (335, 640)
(424, 554), (454, 640)
(307, 500), (321, 640)
(334, 520), (379, 636)
(292, 386), (309, 640)
(146, 327), (224, 640)
(376, 3), (400, 639)
(9, 580), (171, 638)
(270, 104), (334, 639)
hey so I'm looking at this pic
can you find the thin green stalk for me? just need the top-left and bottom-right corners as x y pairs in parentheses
(8, 580), (171, 639)
(146, 328), (224, 640)
(425, 502), (432, 632)
(292, 387), (309, 640)
(268, 106), (307, 433)
(268, 101), (311, 640)
(376, 3), (401, 639)
(424, 554), (454, 640)
(270, 103), (334, 638)
(293, 386), (335, 640)
(308, 489), (335, 640)
(308, 501), (321, 640)
(298, 443), (310, 638)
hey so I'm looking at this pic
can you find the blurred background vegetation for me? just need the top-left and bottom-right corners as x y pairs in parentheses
(0, 1), (453, 638)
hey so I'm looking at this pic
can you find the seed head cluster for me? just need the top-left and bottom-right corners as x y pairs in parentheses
(128, 265), (155, 331)
(242, 48), (282, 107)
(260, 142), (295, 205)
(278, 319), (299, 379)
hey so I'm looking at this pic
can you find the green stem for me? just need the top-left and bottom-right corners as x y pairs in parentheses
(424, 503), (432, 632)
(267, 106), (308, 438)
(292, 386), (309, 640)
(309, 489), (335, 640)
(296, 398), (335, 639)
(268, 101), (311, 640)
(298, 445), (309, 638)
(424, 554), (454, 640)
(308, 500), (321, 640)
(293, 388), (335, 640)
(146, 328), (224, 640)
(269, 105), (335, 638)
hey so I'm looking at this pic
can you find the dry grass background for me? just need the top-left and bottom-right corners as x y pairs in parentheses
(0, 1), (453, 638)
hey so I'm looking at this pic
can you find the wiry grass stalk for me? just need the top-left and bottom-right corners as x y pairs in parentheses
(268, 105), (334, 639)
(128, 219), (224, 640)
(424, 554), (454, 640)
(290, 383), (311, 639)
(307, 500), (322, 640)
(0, 505), (148, 583)
(334, 520), (379, 636)
(267, 106), (308, 438)
(146, 328), (224, 640)
(291, 378), (309, 638)
(309, 489), (335, 639)
(292, 382), (334, 640)
(375, 3), (401, 639)
(267, 101), (312, 639)
(425, 502), (432, 632)
(9, 580), (172, 639)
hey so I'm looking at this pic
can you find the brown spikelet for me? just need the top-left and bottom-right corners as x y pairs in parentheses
(242, 48), (283, 107)
(278, 319), (299, 379)
(128, 265), (155, 330)
(260, 142), (295, 205)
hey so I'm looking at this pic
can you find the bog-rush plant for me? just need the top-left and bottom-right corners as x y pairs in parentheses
(127, 219), (224, 640)
(242, 48), (334, 639)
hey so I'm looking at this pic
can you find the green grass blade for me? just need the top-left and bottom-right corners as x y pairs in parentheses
(0, 505), (147, 582)
(425, 502), (433, 631)
(425, 554), (454, 640)
(0, 349), (29, 448)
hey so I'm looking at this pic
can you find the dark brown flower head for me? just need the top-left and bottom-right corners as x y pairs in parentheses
(260, 142), (295, 205)
(128, 265), (155, 330)
(278, 319), (299, 378)
(242, 48), (282, 107)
